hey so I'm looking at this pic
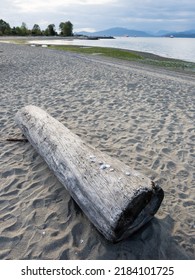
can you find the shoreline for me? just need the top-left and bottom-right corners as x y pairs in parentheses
(1, 36), (195, 70)
(50, 45), (195, 75)
(0, 43), (194, 259)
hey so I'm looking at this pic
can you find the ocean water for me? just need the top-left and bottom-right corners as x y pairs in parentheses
(30, 37), (195, 63)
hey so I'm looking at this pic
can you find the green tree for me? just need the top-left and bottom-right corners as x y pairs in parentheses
(59, 21), (73, 36)
(45, 24), (56, 36)
(10, 23), (28, 36)
(20, 22), (29, 36)
(31, 24), (42, 36)
(11, 26), (17, 35)
(0, 19), (11, 35)
(15, 26), (22, 36)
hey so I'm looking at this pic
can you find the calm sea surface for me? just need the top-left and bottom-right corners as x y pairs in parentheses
(30, 37), (195, 63)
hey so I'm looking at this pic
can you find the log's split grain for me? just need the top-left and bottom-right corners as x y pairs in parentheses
(15, 105), (164, 242)
(6, 138), (28, 142)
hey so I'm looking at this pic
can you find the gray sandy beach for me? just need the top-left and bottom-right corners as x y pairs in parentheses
(0, 43), (194, 259)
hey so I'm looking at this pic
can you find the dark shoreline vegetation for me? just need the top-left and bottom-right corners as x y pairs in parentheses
(49, 45), (195, 73)
(0, 19), (73, 36)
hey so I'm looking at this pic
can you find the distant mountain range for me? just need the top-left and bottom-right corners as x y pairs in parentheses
(76, 27), (195, 38)
(78, 27), (152, 37)
(164, 29), (195, 38)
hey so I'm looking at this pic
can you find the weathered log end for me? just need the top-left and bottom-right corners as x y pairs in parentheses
(114, 184), (164, 241)
(15, 105), (164, 242)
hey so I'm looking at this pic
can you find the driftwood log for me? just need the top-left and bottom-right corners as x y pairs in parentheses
(15, 105), (164, 242)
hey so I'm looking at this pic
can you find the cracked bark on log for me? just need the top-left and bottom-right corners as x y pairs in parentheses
(15, 105), (164, 242)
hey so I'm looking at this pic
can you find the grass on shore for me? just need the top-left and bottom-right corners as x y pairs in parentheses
(49, 45), (143, 61)
(49, 45), (195, 73)
(1, 37), (194, 73)
(0, 38), (28, 44)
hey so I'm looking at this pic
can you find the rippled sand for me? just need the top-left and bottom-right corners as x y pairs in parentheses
(0, 43), (194, 259)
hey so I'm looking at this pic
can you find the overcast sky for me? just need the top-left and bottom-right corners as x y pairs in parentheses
(1, 0), (195, 33)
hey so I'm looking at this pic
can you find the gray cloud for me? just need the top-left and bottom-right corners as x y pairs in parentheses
(0, 0), (194, 32)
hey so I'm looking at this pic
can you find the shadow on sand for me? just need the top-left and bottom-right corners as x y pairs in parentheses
(96, 215), (192, 260)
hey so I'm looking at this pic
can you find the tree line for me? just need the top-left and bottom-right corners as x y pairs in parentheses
(0, 19), (73, 36)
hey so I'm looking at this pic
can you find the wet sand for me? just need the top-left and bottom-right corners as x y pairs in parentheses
(0, 43), (194, 259)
